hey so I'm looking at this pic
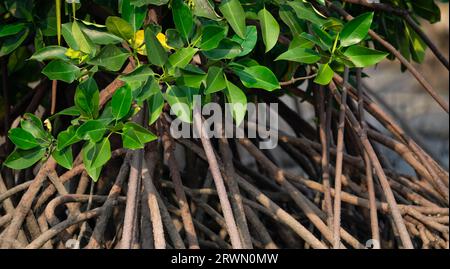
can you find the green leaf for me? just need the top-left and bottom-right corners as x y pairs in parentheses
(172, 0), (193, 40)
(224, 79), (247, 126)
(75, 77), (100, 119)
(148, 91), (165, 125)
(219, 0), (246, 39)
(411, 0), (441, 24)
(72, 21), (96, 55)
(165, 86), (199, 123)
(288, 1), (326, 26)
(200, 25), (227, 51)
(85, 165), (102, 182)
(4, 147), (46, 170)
(205, 66), (226, 94)
(166, 29), (184, 49)
(106, 16), (135, 41)
(76, 120), (107, 142)
(20, 113), (50, 142)
(112, 85), (133, 120)
(314, 63), (334, 85)
(78, 22), (124, 45)
(135, 77), (160, 102)
(57, 126), (80, 150)
(130, 0), (169, 7)
(193, 0), (221, 21)
(144, 28), (168, 67)
(30, 46), (68, 62)
(62, 23), (79, 50)
(42, 60), (81, 83)
(88, 45), (129, 72)
(121, 0), (146, 32)
(258, 8), (280, 53)
(119, 65), (154, 84)
(231, 25), (257, 57)
(289, 35), (315, 50)
(83, 138), (111, 170)
(232, 65), (280, 92)
(176, 73), (206, 88)
(168, 47), (198, 69)
(406, 24), (427, 63)
(340, 12), (373, 47)
(275, 47), (321, 64)
(343, 45), (388, 67)
(279, 5), (304, 37)
(311, 24), (333, 50)
(8, 128), (40, 150)
(49, 106), (81, 120)
(0, 22), (27, 38)
(121, 122), (157, 149)
(202, 38), (242, 60)
(52, 147), (73, 170)
(0, 28), (29, 57)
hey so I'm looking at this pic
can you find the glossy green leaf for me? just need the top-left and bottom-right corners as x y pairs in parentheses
(83, 138), (111, 170)
(340, 12), (373, 47)
(88, 45), (129, 72)
(224, 79), (247, 126)
(258, 8), (280, 53)
(168, 47), (198, 69)
(314, 63), (334, 85)
(20, 113), (50, 142)
(106, 16), (134, 41)
(4, 147), (46, 170)
(193, 0), (221, 21)
(52, 147), (73, 170)
(172, 0), (193, 40)
(78, 22), (123, 45)
(231, 25), (257, 57)
(72, 21), (96, 55)
(288, 1), (326, 26)
(200, 25), (227, 51)
(76, 120), (107, 142)
(219, 0), (246, 39)
(311, 24), (333, 50)
(42, 60), (81, 83)
(148, 91), (165, 125)
(8, 128), (40, 150)
(233, 65), (280, 91)
(49, 106), (81, 120)
(343, 45), (388, 67)
(57, 126), (81, 150)
(0, 28), (29, 57)
(135, 77), (160, 102)
(121, 0), (146, 32)
(279, 5), (304, 37)
(144, 28), (168, 66)
(112, 85), (133, 120)
(202, 38), (242, 60)
(62, 23), (79, 50)
(130, 0), (169, 6)
(121, 122), (157, 149)
(75, 77), (100, 119)
(0, 23), (27, 38)
(30, 46), (68, 62)
(165, 86), (199, 123)
(275, 47), (321, 64)
(119, 65), (154, 84)
(205, 66), (226, 94)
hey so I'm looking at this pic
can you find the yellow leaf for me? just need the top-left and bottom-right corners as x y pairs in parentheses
(65, 48), (83, 59)
(156, 33), (174, 51)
